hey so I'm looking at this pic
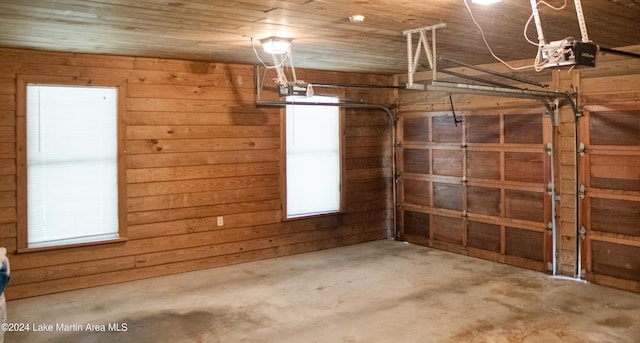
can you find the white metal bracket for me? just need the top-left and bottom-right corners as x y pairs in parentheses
(573, 0), (590, 43)
(403, 23), (446, 90)
(552, 98), (560, 127)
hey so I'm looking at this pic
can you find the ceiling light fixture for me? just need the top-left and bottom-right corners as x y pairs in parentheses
(260, 37), (292, 55)
(471, 0), (501, 4)
(252, 36), (311, 96)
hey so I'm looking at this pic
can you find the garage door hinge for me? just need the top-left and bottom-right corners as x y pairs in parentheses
(547, 182), (555, 193)
(579, 184), (586, 199)
(579, 226), (587, 240)
(577, 142), (585, 156)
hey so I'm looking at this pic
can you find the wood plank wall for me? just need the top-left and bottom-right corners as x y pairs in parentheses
(0, 48), (393, 299)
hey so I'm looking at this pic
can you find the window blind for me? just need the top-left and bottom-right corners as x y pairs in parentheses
(286, 96), (340, 218)
(26, 85), (119, 248)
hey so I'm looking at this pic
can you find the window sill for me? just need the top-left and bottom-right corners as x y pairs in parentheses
(283, 211), (344, 222)
(16, 237), (129, 254)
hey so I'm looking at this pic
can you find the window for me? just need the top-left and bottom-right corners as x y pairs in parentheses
(18, 78), (125, 250)
(285, 95), (342, 218)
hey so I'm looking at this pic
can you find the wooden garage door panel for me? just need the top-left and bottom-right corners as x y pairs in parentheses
(403, 116), (430, 142)
(432, 116), (462, 142)
(404, 210), (430, 238)
(433, 183), (462, 211)
(399, 108), (549, 275)
(433, 215), (463, 245)
(467, 115), (500, 143)
(467, 151), (500, 180)
(433, 149), (463, 177)
(404, 148), (430, 174)
(404, 179), (430, 206)
(468, 221), (501, 252)
(504, 114), (543, 144)
(590, 155), (640, 192)
(592, 241), (640, 282)
(589, 111), (640, 146)
(505, 190), (544, 222)
(505, 152), (545, 183)
(505, 227), (543, 261)
(590, 197), (640, 237)
(581, 107), (640, 292)
(467, 186), (501, 217)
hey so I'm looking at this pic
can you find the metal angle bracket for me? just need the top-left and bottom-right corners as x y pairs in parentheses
(405, 83), (426, 91)
(403, 23), (446, 90)
(570, 87), (583, 119)
(541, 99), (560, 127)
(551, 98), (560, 127)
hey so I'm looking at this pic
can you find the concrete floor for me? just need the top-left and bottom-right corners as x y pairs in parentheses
(5, 240), (640, 343)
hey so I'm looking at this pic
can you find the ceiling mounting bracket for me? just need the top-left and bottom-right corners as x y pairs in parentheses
(403, 23), (446, 90)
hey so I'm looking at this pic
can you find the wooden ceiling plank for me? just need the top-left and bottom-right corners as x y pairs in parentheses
(0, 0), (637, 73)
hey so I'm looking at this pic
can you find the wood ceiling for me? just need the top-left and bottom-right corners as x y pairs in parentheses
(0, 0), (638, 74)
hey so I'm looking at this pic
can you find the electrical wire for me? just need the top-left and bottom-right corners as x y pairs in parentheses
(251, 37), (300, 85)
(527, 0), (571, 71)
(534, 37), (575, 72)
(524, 14), (538, 46)
(524, 0), (568, 45)
(463, 0), (570, 72)
(462, 0), (534, 70)
(251, 37), (291, 71)
(539, 0), (568, 11)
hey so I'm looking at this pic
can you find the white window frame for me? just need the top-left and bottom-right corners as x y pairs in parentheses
(283, 95), (344, 219)
(16, 76), (127, 252)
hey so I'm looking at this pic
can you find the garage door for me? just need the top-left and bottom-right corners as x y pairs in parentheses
(579, 105), (640, 292)
(400, 108), (553, 272)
